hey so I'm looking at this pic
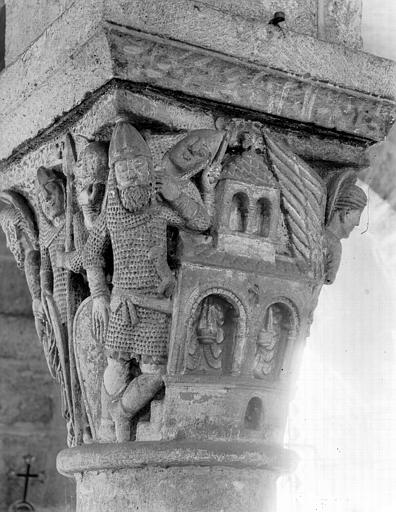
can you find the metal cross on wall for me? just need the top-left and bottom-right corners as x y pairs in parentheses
(8, 454), (44, 511)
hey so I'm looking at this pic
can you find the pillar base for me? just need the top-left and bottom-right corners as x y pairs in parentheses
(57, 441), (296, 512)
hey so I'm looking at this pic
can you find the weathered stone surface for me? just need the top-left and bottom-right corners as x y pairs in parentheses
(5, 0), (75, 66)
(58, 441), (295, 512)
(0, 0), (394, 162)
(76, 466), (275, 512)
(361, 124), (396, 210)
(111, 27), (395, 142)
(0, 254), (33, 316)
(319, 0), (363, 49)
(188, 0), (318, 36)
(0, 359), (53, 425)
(1, 428), (75, 512)
(0, 315), (39, 360)
(104, 0), (394, 97)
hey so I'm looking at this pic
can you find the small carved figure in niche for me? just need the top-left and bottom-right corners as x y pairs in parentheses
(253, 303), (293, 379)
(56, 141), (109, 274)
(83, 117), (211, 442)
(324, 171), (367, 284)
(0, 191), (42, 338)
(187, 295), (237, 374)
(229, 192), (248, 232)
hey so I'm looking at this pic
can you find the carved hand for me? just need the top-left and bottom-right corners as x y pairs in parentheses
(202, 163), (222, 191)
(92, 295), (110, 344)
(155, 170), (181, 202)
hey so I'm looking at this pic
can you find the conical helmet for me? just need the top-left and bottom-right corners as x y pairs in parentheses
(75, 141), (108, 193)
(109, 116), (152, 167)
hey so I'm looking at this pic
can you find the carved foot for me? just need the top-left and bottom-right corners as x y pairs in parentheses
(98, 418), (116, 443)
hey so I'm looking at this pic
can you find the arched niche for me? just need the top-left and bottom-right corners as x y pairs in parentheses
(255, 197), (272, 237)
(229, 192), (249, 233)
(184, 287), (248, 375)
(253, 300), (299, 380)
(244, 397), (263, 430)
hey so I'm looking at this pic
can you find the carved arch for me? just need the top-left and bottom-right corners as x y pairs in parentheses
(229, 191), (249, 233)
(183, 287), (248, 375)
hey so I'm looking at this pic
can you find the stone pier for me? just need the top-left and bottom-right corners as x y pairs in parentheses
(0, 1), (394, 511)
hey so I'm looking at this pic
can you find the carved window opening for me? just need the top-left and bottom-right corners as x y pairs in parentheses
(229, 192), (248, 233)
(244, 397), (262, 430)
(253, 302), (296, 380)
(186, 294), (238, 375)
(255, 197), (271, 237)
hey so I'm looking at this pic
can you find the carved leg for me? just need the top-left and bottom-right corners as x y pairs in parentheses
(120, 373), (164, 415)
(98, 383), (116, 443)
(99, 356), (131, 443)
(115, 359), (165, 443)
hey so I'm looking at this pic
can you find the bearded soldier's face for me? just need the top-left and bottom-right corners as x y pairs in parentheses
(115, 157), (152, 212)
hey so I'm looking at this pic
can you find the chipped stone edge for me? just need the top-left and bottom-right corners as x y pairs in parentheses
(56, 440), (297, 477)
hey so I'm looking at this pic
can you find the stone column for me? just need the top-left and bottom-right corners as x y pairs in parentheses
(0, 2), (394, 512)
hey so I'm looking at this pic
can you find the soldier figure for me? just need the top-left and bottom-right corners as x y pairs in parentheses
(0, 192), (42, 339)
(83, 117), (214, 442)
(56, 141), (109, 275)
(37, 166), (86, 445)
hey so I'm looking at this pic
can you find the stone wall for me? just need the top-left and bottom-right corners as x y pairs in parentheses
(3, 0), (364, 70)
(0, 229), (74, 511)
(5, 0), (75, 66)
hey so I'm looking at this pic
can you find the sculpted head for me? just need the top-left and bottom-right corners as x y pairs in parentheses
(37, 167), (66, 224)
(109, 117), (153, 212)
(162, 129), (224, 179)
(327, 183), (367, 239)
(75, 142), (108, 227)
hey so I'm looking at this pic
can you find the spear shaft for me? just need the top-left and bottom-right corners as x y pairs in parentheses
(63, 133), (83, 444)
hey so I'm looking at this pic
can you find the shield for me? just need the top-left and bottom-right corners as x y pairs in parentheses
(42, 294), (72, 415)
(73, 297), (107, 439)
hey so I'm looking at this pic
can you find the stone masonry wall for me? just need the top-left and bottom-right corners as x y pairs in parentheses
(0, 229), (74, 511)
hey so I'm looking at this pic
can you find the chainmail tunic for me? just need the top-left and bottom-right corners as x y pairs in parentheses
(40, 222), (69, 324)
(84, 173), (172, 355)
(84, 169), (212, 355)
(39, 212), (87, 324)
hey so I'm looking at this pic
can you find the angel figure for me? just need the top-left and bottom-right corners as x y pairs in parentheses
(324, 171), (367, 284)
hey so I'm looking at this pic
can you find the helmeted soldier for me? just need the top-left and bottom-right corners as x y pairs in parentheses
(0, 191), (42, 338)
(37, 166), (87, 445)
(83, 117), (212, 442)
(158, 128), (227, 223)
(56, 141), (109, 275)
